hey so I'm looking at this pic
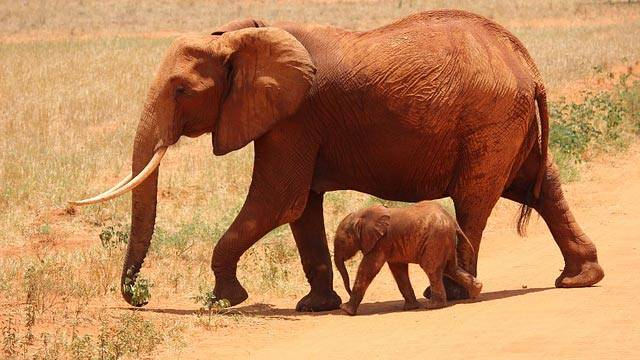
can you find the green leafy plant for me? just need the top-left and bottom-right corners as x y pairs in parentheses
(549, 73), (640, 180)
(617, 74), (640, 133)
(192, 287), (231, 312)
(123, 269), (153, 307)
(99, 224), (130, 250)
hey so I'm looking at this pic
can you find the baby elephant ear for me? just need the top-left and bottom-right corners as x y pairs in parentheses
(358, 205), (391, 254)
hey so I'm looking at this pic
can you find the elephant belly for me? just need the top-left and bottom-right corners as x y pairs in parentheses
(311, 123), (458, 202)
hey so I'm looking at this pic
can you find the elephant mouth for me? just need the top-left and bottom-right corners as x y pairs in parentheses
(68, 146), (168, 206)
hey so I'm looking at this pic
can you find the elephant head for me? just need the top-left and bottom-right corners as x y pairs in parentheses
(70, 27), (316, 306)
(334, 205), (391, 295)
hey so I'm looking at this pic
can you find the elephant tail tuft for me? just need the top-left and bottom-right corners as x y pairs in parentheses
(517, 201), (533, 237)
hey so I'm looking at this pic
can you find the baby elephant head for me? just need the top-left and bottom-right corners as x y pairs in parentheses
(333, 205), (391, 295)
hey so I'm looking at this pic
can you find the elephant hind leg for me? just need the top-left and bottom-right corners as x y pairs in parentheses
(388, 262), (420, 310)
(290, 191), (341, 312)
(425, 151), (515, 301)
(445, 263), (483, 299)
(503, 161), (604, 288)
(423, 264), (447, 309)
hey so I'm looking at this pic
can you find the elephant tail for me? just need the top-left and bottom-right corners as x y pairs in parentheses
(533, 83), (549, 200)
(517, 82), (549, 236)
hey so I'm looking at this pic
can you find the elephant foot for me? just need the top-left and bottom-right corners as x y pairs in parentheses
(468, 280), (483, 299)
(296, 289), (341, 312)
(424, 277), (469, 300)
(213, 277), (248, 306)
(340, 302), (357, 316)
(403, 300), (421, 311)
(555, 261), (604, 288)
(424, 299), (446, 310)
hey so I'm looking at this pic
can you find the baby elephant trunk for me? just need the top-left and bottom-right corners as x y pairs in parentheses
(335, 254), (351, 295)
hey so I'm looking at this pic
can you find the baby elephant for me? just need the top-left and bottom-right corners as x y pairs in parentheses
(334, 201), (482, 315)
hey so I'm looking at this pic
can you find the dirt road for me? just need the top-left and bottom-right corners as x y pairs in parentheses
(157, 143), (640, 359)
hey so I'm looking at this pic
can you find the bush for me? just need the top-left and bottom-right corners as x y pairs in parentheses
(122, 270), (153, 307)
(99, 224), (129, 250)
(549, 74), (640, 179)
(617, 74), (640, 133)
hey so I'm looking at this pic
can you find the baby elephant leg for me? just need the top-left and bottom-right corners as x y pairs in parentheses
(446, 266), (483, 299)
(423, 265), (447, 309)
(341, 251), (386, 316)
(388, 263), (420, 311)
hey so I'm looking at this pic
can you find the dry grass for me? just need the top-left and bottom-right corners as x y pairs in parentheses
(1, 1), (640, 358)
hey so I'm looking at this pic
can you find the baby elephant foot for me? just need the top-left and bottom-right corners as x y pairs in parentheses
(403, 300), (421, 311)
(340, 302), (358, 316)
(424, 299), (446, 310)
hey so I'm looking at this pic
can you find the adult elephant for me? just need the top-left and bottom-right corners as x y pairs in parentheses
(71, 10), (604, 311)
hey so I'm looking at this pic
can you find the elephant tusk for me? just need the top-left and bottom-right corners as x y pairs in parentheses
(67, 173), (132, 206)
(104, 172), (133, 195)
(68, 147), (167, 206)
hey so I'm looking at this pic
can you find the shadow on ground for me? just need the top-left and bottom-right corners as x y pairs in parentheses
(119, 286), (555, 319)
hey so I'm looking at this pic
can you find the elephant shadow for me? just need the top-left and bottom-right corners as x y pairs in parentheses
(125, 286), (555, 319)
(345, 286), (556, 316)
(120, 302), (304, 320)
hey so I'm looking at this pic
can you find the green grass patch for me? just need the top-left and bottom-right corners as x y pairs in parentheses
(549, 74), (640, 180)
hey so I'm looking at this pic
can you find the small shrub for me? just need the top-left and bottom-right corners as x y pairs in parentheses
(192, 286), (231, 328)
(96, 311), (163, 359)
(123, 270), (153, 307)
(152, 216), (214, 256)
(99, 223), (129, 250)
(617, 74), (640, 133)
(192, 287), (231, 312)
(549, 98), (602, 164)
(13, 310), (169, 359)
(23, 260), (68, 314)
(2, 315), (18, 358)
(549, 73), (640, 179)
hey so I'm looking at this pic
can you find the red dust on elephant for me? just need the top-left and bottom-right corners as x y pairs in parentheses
(334, 202), (483, 315)
(71, 10), (604, 311)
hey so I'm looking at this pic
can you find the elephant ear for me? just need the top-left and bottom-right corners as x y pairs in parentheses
(212, 27), (316, 155)
(357, 205), (391, 254)
(211, 18), (267, 35)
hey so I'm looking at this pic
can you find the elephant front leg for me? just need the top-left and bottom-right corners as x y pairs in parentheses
(341, 251), (386, 316)
(211, 197), (280, 306)
(290, 191), (341, 312)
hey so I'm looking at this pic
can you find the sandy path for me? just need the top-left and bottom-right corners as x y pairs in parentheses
(157, 142), (640, 359)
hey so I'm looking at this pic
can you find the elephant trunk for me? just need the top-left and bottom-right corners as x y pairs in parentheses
(120, 108), (164, 306)
(335, 252), (351, 295)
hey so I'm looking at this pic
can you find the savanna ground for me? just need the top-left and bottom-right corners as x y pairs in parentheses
(1, 0), (640, 359)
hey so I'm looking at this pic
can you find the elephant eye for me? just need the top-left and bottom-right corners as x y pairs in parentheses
(174, 85), (188, 99)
